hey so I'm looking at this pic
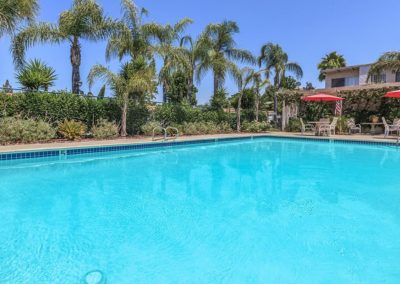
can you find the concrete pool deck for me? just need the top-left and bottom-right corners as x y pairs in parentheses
(0, 132), (399, 153)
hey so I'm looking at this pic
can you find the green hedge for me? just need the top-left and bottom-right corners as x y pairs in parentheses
(153, 103), (234, 125)
(0, 92), (149, 135)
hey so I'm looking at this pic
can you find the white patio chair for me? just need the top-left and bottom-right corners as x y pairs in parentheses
(347, 118), (362, 134)
(319, 117), (338, 136)
(300, 118), (315, 134)
(382, 117), (400, 137)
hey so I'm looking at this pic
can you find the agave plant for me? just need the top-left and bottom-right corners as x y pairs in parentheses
(16, 59), (57, 91)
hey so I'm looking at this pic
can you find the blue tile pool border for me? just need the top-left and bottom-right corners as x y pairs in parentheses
(0, 135), (399, 161)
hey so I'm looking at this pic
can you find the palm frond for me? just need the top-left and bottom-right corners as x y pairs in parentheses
(173, 18), (193, 36)
(87, 64), (118, 89)
(285, 62), (303, 79)
(0, 0), (39, 36)
(226, 48), (256, 65)
(12, 23), (63, 67)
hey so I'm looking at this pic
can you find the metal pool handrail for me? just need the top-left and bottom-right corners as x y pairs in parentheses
(152, 127), (179, 141)
(165, 127), (179, 141)
(152, 126), (165, 141)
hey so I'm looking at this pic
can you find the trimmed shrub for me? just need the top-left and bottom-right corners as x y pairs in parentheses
(58, 119), (86, 140)
(181, 122), (233, 135)
(242, 121), (271, 133)
(141, 121), (162, 136)
(0, 117), (55, 145)
(92, 119), (119, 139)
(286, 118), (302, 132)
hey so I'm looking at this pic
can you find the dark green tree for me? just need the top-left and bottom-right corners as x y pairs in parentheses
(97, 84), (106, 99)
(317, 51), (346, 81)
(210, 88), (229, 112)
(167, 71), (197, 105)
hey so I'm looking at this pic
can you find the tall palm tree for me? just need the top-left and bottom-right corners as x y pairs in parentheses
(251, 71), (269, 122)
(196, 21), (256, 98)
(12, 0), (117, 94)
(88, 60), (156, 137)
(180, 35), (208, 103)
(155, 18), (193, 103)
(105, 0), (162, 64)
(368, 51), (400, 81)
(258, 43), (303, 119)
(317, 51), (346, 81)
(0, 0), (38, 37)
(234, 67), (254, 132)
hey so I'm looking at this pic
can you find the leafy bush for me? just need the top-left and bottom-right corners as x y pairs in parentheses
(0, 117), (55, 145)
(91, 119), (119, 139)
(181, 122), (233, 135)
(286, 118), (302, 132)
(58, 119), (86, 140)
(141, 121), (162, 136)
(242, 121), (271, 133)
(336, 116), (349, 134)
(126, 104), (150, 134)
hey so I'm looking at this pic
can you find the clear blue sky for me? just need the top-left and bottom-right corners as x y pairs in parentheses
(1, 0), (400, 103)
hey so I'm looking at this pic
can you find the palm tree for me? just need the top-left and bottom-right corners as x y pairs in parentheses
(258, 43), (303, 119)
(12, 0), (117, 94)
(16, 59), (57, 91)
(155, 18), (193, 103)
(317, 51), (346, 81)
(88, 60), (156, 137)
(233, 67), (254, 132)
(105, 0), (162, 64)
(368, 52), (400, 81)
(196, 21), (256, 98)
(0, 0), (38, 37)
(180, 35), (208, 103)
(251, 71), (269, 122)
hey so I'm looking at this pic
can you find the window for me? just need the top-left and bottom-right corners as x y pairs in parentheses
(331, 78), (345, 88)
(345, 76), (359, 86)
(371, 73), (386, 84)
(331, 77), (359, 87)
(396, 71), (400, 82)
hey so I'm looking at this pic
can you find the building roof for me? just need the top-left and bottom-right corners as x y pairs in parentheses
(302, 82), (400, 95)
(324, 63), (374, 74)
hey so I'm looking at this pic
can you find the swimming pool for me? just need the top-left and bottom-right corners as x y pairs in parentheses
(1, 137), (400, 283)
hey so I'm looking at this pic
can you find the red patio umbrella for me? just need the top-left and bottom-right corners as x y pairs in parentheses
(303, 93), (344, 117)
(384, 90), (400, 98)
(302, 93), (344, 101)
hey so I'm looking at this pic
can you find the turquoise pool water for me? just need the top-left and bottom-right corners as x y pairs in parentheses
(1, 138), (400, 283)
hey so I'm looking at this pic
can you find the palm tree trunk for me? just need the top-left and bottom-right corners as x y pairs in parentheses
(255, 88), (260, 122)
(187, 69), (194, 103)
(237, 92), (242, 132)
(273, 92), (278, 121)
(162, 83), (167, 103)
(121, 93), (128, 137)
(70, 37), (81, 94)
(213, 71), (219, 97)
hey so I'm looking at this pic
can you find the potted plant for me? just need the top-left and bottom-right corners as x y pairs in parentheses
(370, 115), (379, 123)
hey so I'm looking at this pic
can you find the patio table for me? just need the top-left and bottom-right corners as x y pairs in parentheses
(361, 123), (383, 135)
